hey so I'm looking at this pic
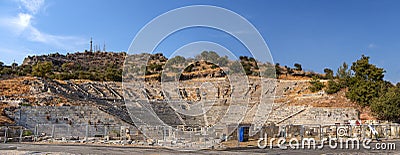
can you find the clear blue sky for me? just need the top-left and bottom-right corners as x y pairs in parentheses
(0, 0), (399, 83)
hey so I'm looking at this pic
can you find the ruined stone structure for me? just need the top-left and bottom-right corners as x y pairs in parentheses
(3, 50), (363, 140)
(3, 76), (360, 130)
(0, 74), (364, 146)
(15, 106), (136, 138)
(277, 107), (359, 125)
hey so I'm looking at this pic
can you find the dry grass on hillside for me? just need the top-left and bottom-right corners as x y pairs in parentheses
(278, 82), (377, 121)
(0, 77), (35, 125)
(0, 103), (14, 125)
(0, 76), (34, 97)
(278, 74), (311, 80)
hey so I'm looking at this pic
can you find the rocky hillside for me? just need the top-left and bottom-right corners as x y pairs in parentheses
(2, 51), (382, 126)
(0, 51), (326, 82)
(23, 52), (126, 70)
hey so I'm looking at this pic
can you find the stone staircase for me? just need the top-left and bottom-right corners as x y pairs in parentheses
(268, 105), (308, 124)
(21, 77), (316, 133)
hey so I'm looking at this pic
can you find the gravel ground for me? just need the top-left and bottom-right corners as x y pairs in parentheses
(0, 141), (399, 155)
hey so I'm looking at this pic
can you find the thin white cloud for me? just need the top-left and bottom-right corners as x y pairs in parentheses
(15, 13), (32, 29)
(0, 13), (32, 35)
(20, 0), (45, 14)
(25, 26), (86, 49)
(0, 0), (86, 51)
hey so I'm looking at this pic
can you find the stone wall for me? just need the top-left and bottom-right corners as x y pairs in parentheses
(12, 106), (137, 137)
(278, 107), (359, 125)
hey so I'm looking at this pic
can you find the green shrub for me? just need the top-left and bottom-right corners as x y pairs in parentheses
(22, 130), (33, 136)
(309, 76), (325, 92)
(325, 79), (342, 94)
(370, 86), (400, 121)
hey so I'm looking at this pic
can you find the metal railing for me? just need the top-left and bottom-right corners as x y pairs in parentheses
(1, 123), (399, 149)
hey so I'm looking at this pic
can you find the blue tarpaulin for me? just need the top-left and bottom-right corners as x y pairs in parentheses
(239, 127), (245, 142)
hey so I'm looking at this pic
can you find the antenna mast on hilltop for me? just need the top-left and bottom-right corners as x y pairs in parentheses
(103, 41), (106, 52)
(90, 37), (93, 52)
